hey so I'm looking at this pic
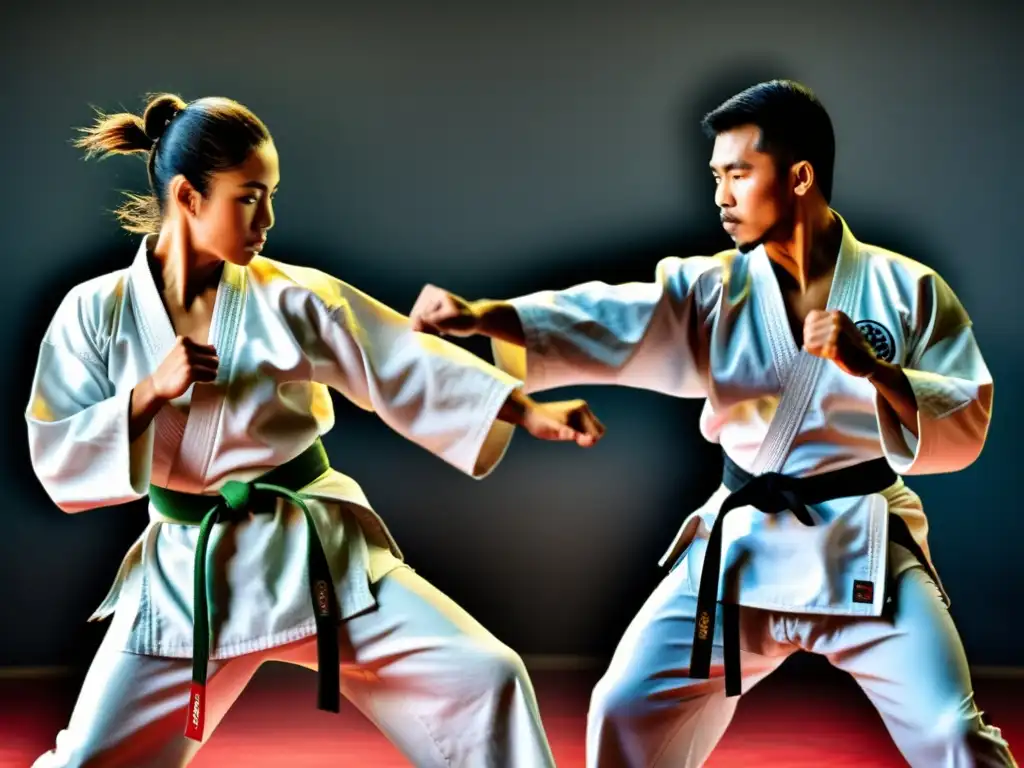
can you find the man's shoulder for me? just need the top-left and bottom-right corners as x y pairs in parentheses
(856, 240), (941, 283)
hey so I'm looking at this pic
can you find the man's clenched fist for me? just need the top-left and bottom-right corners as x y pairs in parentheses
(803, 309), (879, 378)
(410, 284), (480, 337)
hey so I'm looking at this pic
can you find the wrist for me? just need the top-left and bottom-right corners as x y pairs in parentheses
(470, 299), (526, 347)
(865, 357), (897, 383)
(469, 299), (495, 334)
(133, 376), (166, 414)
(472, 299), (519, 337)
(497, 386), (534, 426)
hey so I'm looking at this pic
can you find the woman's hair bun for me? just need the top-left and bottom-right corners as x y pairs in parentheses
(142, 93), (188, 142)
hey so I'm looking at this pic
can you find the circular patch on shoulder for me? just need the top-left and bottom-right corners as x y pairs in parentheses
(855, 320), (896, 363)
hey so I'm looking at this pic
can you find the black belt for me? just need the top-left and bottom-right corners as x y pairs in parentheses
(688, 455), (899, 697)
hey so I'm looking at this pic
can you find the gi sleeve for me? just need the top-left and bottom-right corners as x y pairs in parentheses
(303, 282), (522, 479)
(492, 255), (720, 396)
(875, 273), (993, 475)
(25, 295), (155, 513)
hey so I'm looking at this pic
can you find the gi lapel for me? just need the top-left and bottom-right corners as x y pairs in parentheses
(748, 213), (864, 473)
(128, 236), (189, 487)
(128, 236), (178, 372)
(171, 261), (247, 489)
(127, 236), (248, 490)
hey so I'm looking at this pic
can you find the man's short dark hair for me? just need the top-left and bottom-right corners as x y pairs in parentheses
(701, 80), (835, 203)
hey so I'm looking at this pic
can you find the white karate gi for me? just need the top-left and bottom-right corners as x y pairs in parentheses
(26, 235), (554, 768)
(492, 212), (1016, 767)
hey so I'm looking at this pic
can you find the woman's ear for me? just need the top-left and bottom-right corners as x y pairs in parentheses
(168, 174), (199, 218)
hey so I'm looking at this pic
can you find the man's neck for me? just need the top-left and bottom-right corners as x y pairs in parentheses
(764, 205), (842, 293)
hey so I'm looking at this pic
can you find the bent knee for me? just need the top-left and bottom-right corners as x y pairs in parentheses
(458, 640), (531, 694)
(32, 728), (108, 768)
(589, 663), (719, 729)
(589, 668), (667, 728)
(899, 696), (1013, 764)
(590, 672), (638, 726)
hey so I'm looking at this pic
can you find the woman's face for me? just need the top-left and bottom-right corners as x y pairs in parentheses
(189, 140), (279, 266)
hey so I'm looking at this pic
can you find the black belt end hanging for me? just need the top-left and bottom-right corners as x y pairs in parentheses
(722, 602), (742, 697)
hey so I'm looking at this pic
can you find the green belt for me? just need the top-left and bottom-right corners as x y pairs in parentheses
(148, 438), (340, 742)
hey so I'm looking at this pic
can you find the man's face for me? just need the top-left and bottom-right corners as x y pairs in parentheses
(709, 124), (791, 251)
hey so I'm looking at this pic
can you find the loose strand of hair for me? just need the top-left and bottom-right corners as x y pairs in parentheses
(73, 106), (152, 160)
(112, 192), (162, 234)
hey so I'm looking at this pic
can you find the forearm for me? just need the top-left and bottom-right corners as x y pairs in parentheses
(496, 386), (534, 426)
(471, 300), (525, 346)
(868, 360), (919, 438)
(129, 376), (167, 442)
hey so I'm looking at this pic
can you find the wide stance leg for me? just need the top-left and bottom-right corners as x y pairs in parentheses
(31, 624), (263, 768)
(586, 554), (795, 768)
(276, 565), (555, 768)
(811, 566), (1017, 768)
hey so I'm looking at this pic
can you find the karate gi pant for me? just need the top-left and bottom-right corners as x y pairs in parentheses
(587, 542), (1017, 768)
(32, 565), (555, 768)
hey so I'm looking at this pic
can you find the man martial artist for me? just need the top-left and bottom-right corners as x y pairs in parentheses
(408, 79), (1016, 767)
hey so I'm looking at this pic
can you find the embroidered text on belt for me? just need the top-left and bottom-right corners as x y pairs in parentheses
(688, 455), (898, 698)
(148, 439), (339, 742)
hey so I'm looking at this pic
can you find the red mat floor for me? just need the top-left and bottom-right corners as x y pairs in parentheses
(2, 660), (1020, 766)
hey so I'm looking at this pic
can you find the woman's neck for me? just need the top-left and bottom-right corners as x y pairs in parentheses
(150, 225), (223, 310)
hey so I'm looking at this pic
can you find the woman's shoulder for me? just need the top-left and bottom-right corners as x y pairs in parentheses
(247, 255), (365, 310)
(45, 267), (131, 351)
